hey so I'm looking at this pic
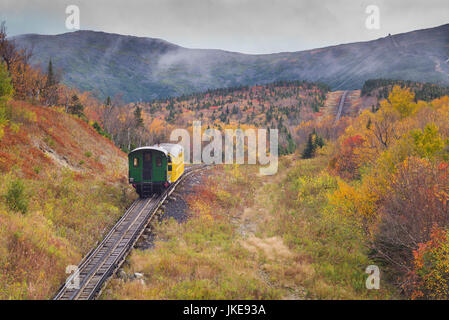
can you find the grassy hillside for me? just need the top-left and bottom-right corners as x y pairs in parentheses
(14, 24), (449, 102)
(0, 100), (135, 299)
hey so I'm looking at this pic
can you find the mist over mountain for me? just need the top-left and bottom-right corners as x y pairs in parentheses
(13, 24), (449, 102)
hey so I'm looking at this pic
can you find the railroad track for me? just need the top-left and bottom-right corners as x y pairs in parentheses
(54, 164), (206, 300)
(335, 90), (348, 122)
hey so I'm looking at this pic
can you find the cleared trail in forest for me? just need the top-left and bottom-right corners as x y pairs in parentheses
(335, 90), (348, 122)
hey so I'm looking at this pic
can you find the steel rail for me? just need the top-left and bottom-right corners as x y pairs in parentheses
(53, 164), (206, 300)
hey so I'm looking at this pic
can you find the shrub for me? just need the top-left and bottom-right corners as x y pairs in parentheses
(5, 179), (28, 214)
(296, 172), (336, 205)
(373, 157), (449, 287)
(215, 189), (239, 208)
(329, 178), (379, 228)
(92, 121), (111, 140)
(409, 228), (449, 299)
(331, 135), (365, 180)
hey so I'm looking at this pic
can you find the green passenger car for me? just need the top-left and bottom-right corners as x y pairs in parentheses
(128, 144), (184, 197)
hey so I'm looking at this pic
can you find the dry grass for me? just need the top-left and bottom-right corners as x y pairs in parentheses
(240, 236), (294, 261)
(103, 215), (282, 299)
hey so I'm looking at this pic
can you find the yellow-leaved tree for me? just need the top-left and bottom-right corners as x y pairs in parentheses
(387, 85), (417, 118)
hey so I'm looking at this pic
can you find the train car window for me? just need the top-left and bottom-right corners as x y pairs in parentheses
(168, 165), (172, 171)
(133, 157), (139, 167)
(144, 153), (151, 161)
(156, 157), (162, 167)
(168, 156), (172, 163)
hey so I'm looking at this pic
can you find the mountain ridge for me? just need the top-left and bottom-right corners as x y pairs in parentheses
(13, 23), (449, 102)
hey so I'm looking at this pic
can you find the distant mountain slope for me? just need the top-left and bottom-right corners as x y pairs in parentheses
(13, 24), (449, 102)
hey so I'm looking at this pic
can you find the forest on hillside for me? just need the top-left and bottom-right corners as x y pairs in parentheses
(362, 79), (449, 102)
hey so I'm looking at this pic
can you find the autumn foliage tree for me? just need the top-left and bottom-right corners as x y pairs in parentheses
(0, 61), (13, 103)
(409, 228), (449, 299)
(373, 157), (449, 286)
(0, 61), (13, 139)
(0, 22), (47, 103)
(330, 135), (365, 179)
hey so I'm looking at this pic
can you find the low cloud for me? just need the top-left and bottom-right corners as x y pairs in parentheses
(1, 0), (448, 53)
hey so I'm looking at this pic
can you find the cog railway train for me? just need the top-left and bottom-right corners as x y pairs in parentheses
(128, 143), (184, 198)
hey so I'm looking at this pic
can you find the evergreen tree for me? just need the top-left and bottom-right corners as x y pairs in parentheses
(302, 133), (316, 159)
(315, 135), (325, 148)
(43, 59), (59, 106)
(134, 105), (144, 127)
(302, 130), (325, 159)
(45, 59), (55, 87)
(68, 94), (85, 117)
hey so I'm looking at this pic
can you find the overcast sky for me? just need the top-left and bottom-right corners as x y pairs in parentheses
(1, 0), (448, 54)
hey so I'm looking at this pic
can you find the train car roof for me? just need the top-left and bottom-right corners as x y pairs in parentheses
(129, 144), (183, 157)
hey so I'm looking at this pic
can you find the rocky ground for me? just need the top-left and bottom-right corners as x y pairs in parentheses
(133, 167), (211, 250)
